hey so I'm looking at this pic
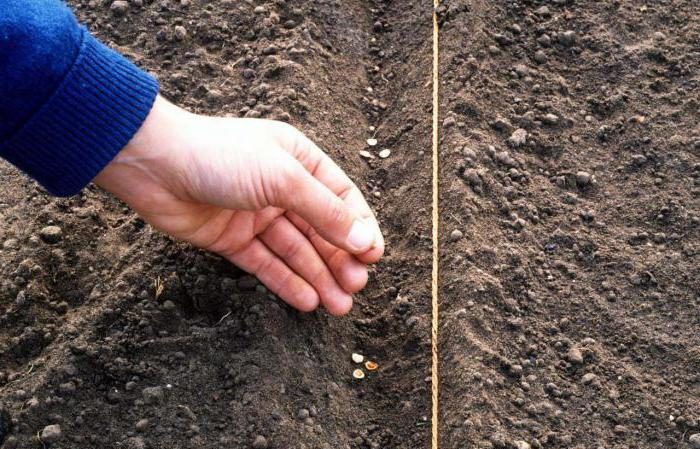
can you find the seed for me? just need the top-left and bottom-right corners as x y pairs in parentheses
(367, 138), (378, 147)
(378, 149), (391, 158)
(352, 369), (365, 379)
(365, 361), (378, 371)
(351, 353), (364, 364)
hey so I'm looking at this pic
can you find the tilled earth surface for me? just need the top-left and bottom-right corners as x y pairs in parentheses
(0, 0), (432, 448)
(438, 0), (698, 448)
(1, 1), (699, 449)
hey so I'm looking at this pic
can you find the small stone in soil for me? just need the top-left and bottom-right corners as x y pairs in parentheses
(352, 353), (364, 364)
(581, 373), (598, 384)
(508, 364), (523, 377)
(449, 229), (463, 242)
(366, 138), (378, 147)
(689, 433), (700, 449)
(543, 113), (559, 125)
(535, 5), (550, 16)
(173, 25), (187, 41)
(534, 50), (547, 63)
(494, 34), (513, 46)
(575, 171), (593, 187)
(110, 0), (129, 15)
(495, 151), (517, 167)
(378, 149), (391, 158)
(559, 30), (577, 47)
(252, 435), (269, 449)
(2, 238), (19, 249)
(142, 386), (164, 404)
(508, 128), (528, 147)
(123, 437), (147, 449)
(58, 382), (76, 395)
(566, 347), (584, 365)
(631, 154), (647, 165)
(297, 409), (310, 420)
(106, 387), (121, 404)
(135, 419), (149, 432)
(39, 226), (62, 243)
(40, 424), (62, 443)
(614, 425), (627, 434)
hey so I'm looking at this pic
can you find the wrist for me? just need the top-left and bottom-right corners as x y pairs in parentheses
(94, 96), (192, 204)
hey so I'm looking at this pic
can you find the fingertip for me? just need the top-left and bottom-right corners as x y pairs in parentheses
(290, 285), (321, 313)
(359, 226), (385, 263)
(339, 262), (368, 294)
(356, 243), (384, 265)
(325, 293), (353, 316)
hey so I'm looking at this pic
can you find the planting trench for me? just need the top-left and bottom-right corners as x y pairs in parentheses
(0, 0), (434, 448)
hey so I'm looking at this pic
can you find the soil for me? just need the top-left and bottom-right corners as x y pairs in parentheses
(437, 1), (699, 448)
(0, 0), (698, 449)
(0, 0), (432, 448)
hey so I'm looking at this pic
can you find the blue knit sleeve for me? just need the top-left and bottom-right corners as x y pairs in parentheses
(0, 0), (159, 196)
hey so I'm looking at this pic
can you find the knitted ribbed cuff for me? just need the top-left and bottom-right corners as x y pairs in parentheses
(1, 29), (159, 196)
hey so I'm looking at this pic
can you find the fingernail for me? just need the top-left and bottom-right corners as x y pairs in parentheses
(347, 220), (375, 251)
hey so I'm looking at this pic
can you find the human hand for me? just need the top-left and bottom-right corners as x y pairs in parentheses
(94, 96), (384, 315)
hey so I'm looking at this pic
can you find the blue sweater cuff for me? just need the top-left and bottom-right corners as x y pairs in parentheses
(1, 29), (159, 196)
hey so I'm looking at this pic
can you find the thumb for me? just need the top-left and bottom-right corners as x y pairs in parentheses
(272, 156), (376, 255)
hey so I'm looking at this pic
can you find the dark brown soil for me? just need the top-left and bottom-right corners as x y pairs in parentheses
(0, 0), (432, 448)
(1, 0), (699, 449)
(438, 1), (699, 448)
